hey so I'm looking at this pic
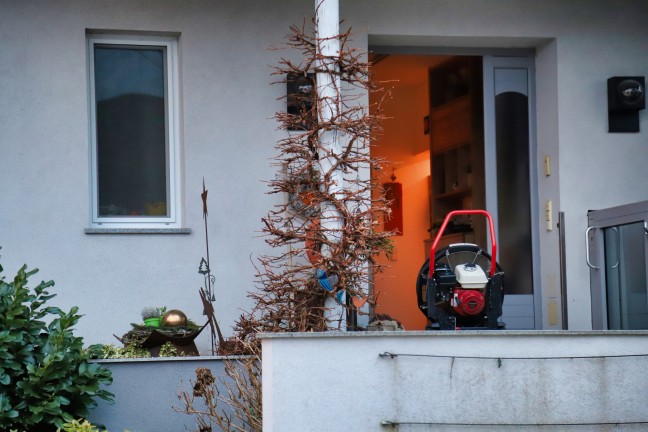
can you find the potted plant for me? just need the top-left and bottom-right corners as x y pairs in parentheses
(141, 306), (165, 327)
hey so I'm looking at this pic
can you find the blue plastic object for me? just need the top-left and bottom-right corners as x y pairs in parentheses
(335, 289), (346, 304)
(316, 268), (334, 292)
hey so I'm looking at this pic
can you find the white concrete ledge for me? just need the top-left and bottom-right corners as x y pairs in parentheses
(262, 330), (648, 431)
(92, 354), (249, 364)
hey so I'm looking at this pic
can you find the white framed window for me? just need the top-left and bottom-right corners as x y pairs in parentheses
(87, 34), (181, 228)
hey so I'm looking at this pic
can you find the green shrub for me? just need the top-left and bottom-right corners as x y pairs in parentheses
(0, 263), (114, 431)
(86, 344), (149, 360)
(55, 418), (136, 432)
(87, 342), (187, 359)
(56, 418), (104, 432)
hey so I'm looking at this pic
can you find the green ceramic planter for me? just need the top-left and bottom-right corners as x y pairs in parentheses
(143, 317), (161, 327)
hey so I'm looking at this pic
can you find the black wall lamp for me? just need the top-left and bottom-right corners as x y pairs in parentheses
(608, 76), (645, 133)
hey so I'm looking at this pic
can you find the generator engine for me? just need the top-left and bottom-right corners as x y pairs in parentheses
(452, 263), (488, 316)
(416, 210), (505, 330)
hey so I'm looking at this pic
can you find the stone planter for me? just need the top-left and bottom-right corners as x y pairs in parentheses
(89, 356), (245, 431)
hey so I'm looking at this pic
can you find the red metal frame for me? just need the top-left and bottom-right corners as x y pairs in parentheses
(428, 210), (498, 278)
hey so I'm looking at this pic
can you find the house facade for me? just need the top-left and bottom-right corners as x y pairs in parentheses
(1, 0), (647, 352)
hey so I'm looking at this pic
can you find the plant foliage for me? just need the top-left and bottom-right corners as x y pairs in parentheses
(55, 417), (135, 432)
(87, 342), (187, 359)
(56, 418), (104, 432)
(0, 263), (114, 431)
(140, 307), (162, 320)
(86, 344), (150, 360)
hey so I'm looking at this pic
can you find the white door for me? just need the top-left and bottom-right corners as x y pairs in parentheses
(483, 55), (540, 329)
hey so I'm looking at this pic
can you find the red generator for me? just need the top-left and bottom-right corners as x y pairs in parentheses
(416, 210), (505, 330)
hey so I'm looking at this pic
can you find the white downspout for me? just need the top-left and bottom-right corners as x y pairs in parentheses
(315, 0), (346, 329)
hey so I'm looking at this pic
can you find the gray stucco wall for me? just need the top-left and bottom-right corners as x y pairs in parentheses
(0, 0), (312, 352)
(1, 1), (648, 350)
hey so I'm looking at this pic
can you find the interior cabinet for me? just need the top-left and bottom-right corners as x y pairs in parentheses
(431, 144), (472, 212)
(428, 56), (485, 245)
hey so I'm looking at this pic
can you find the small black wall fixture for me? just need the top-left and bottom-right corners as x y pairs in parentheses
(608, 76), (645, 133)
(286, 72), (316, 131)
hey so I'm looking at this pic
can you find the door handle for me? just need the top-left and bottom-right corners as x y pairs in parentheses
(586, 226), (599, 270)
(610, 227), (619, 269)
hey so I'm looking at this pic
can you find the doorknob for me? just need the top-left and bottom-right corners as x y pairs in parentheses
(585, 226), (599, 270)
(610, 227), (619, 269)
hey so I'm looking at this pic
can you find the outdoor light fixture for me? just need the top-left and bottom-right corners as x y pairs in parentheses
(608, 76), (645, 132)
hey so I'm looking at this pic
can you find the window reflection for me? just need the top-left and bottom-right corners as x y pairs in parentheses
(94, 46), (168, 217)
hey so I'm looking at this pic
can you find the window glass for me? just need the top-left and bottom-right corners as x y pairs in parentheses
(604, 222), (648, 329)
(93, 45), (169, 217)
(494, 68), (532, 295)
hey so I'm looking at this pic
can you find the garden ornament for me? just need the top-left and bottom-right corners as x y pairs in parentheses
(316, 268), (335, 292)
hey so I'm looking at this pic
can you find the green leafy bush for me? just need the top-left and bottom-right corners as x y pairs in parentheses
(87, 342), (186, 359)
(56, 418), (104, 432)
(86, 344), (150, 360)
(0, 263), (114, 431)
(55, 418), (136, 432)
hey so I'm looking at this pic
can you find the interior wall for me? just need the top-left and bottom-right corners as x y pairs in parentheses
(370, 55), (445, 330)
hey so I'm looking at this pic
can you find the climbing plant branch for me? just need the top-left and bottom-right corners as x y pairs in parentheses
(179, 9), (393, 431)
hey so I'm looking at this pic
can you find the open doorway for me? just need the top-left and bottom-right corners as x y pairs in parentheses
(370, 53), (537, 330)
(369, 54), (462, 330)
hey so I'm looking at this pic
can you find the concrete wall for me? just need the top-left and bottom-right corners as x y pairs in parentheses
(89, 356), (238, 431)
(2, 0), (648, 350)
(262, 331), (648, 431)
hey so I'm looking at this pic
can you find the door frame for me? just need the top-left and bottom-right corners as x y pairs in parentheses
(368, 45), (541, 328)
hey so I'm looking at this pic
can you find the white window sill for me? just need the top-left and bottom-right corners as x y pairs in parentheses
(85, 228), (192, 235)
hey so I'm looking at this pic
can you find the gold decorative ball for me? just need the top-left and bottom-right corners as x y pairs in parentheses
(162, 309), (188, 327)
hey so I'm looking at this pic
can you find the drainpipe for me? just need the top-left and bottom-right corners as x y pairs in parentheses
(315, 0), (346, 329)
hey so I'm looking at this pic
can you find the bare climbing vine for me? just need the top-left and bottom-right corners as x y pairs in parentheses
(179, 18), (393, 431)
(237, 19), (392, 341)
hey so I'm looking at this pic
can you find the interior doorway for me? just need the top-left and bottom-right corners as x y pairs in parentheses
(369, 52), (538, 330)
(369, 54), (459, 331)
